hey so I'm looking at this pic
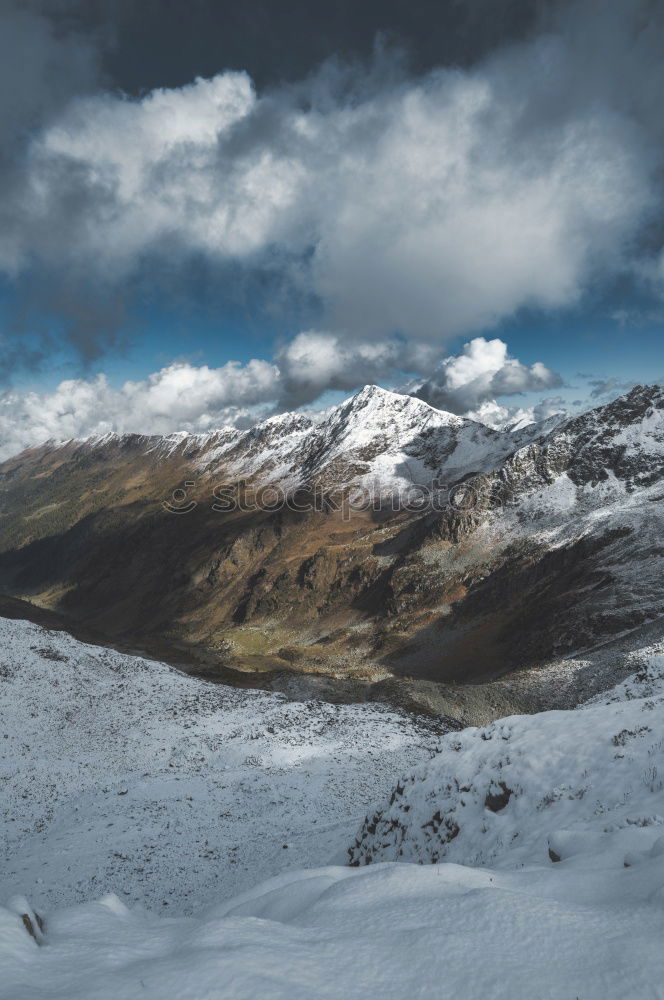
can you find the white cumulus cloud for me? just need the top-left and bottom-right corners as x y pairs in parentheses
(413, 337), (563, 413)
(0, 361), (278, 460)
(0, 334), (565, 459)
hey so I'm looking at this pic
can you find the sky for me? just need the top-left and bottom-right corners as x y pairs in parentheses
(0, 0), (663, 457)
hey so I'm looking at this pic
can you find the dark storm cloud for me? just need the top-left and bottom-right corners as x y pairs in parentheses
(31, 0), (540, 94)
(1, 0), (664, 391)
(0, 1), (99, 132)
(0, 0), (108, 372)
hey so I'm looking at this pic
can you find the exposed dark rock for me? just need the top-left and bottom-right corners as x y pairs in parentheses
(484, 782), (513, 812)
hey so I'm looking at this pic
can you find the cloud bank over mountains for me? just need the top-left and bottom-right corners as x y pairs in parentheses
(0, 336), (562, 458)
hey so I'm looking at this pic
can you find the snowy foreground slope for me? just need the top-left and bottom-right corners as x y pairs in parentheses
(3, 622), (664, 998)
(348, 642), (664, 870)
(0, 617), (443, 914)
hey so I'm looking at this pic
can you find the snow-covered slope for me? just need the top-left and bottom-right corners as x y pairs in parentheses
(5, 854), (664, 1000)
(300, 385), (520, 491)
(348, 641), (664, 869)
(492, 383), (664, 503)
(395, 383), (664, 667)
(0, 617), (444, 915)
(4, 629), (664, 998)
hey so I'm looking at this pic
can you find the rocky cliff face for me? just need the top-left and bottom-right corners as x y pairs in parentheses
(0, 384), (661, 684)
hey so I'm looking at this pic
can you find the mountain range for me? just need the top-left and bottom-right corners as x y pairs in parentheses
(0, 382), (662, 715)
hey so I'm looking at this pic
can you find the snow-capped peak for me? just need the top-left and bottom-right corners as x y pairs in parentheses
(11, 384), (664, 502)
(0, 384), (557, 497)
(330, 384), (462, 424)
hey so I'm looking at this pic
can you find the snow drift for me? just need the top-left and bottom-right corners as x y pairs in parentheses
(348, 643), (664, 869)
(3, 620), (664, 997)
